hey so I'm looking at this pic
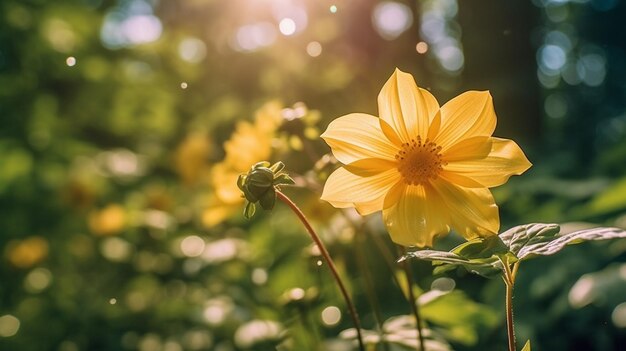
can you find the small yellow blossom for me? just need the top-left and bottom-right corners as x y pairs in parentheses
(6, 236), (49, 268)
(174, 133), (212, 185)
(88, 204), (127, 236)
(202, 101), (283, 227)
(321, 69), (531, 247)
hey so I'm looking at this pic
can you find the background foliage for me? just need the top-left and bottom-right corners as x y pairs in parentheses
(1, 0), (626, 350)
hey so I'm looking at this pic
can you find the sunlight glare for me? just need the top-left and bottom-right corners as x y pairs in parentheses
(180, 235), (205, 257)
(0, 315), (20, 337)
(372, 1), (413, 40)
(306, 41), (322, 57)
(279, 18), (296, 36)
(321, 306), (341, 326)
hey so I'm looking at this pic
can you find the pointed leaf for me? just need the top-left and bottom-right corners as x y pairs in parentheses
(252, 161), (271, 169)
(521, 340), (531, 351)
(400, 250), (501, 278)
(237, 174), (246, 191)
(274, 173), (295, 186)
(243, 202), (256, 219)
(517, 226), (626, 260)
(499, 223), (560, 257)
(269, 161), (285, 173)
(452, 235), (510, 259)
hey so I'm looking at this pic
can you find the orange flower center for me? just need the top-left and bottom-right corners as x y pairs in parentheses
(395, 136), (445, 185)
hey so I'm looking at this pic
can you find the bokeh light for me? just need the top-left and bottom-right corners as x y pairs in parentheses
(231, 22), (277, 52)
(279, 18), (297, 36)
(178, 38), (207, 63)
(416, 41), (428, 54)
(180, 235), (205, 258)
(0, 315), (20, 337)
(65, 56), (76, 66)
(321, 306), (342, 326)
(372, 2), (413, 40)
(306, 41), (322, 57)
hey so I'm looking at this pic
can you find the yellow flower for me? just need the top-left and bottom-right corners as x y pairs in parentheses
(202, 101), (283, 227)
(174, 133), (212, 185)
(321, 69), (531, 247)
(88, 204), (127, 236)
(6, 236), (49, 268)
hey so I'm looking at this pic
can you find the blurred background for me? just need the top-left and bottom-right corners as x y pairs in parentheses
(1, 0), (626, 350)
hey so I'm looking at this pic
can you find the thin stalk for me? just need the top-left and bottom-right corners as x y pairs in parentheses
(399, 247), (426, 351)
(501, 259), (520, 351)
(505, 280), (515, 351)
(276, 190), (365, 351)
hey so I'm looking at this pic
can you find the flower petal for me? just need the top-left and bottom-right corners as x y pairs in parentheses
(211, 165), (244, 203)
(356, 195), (385, 215)
(431, 179), (499, 240)
(444, 137), (532, 188)
(382, 182), (451, 247)
(321, 113), (399, 164)
(435, 91), (496, 150)
(321, 166), (401, 208)
(202, 197), (240, 228)
(323, 198), (384, 216)
(378, 69), (440, 143)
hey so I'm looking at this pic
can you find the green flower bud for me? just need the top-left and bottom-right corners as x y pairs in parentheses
(238, 160), (294, 218)
(246, 167), (274, 199)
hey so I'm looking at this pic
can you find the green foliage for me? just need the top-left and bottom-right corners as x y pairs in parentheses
(420, 290), (498, 346)
(402, 223), (626, 277)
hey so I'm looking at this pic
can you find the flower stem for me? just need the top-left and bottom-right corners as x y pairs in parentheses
(505, 281), (515, 351)
(276, 190), (365, 351)
(399, 247), (427, 351)
(502, 259), (520, 351)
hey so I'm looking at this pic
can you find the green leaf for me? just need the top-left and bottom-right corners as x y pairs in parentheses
(515, 226), (626, 260)
(273, 173), (295, 186)
(269, 161), (285, 173)
(402, 223), (626, 278)
(236, 174), (246, 191)
(452, 235), (509, 259)
(243, 202), (256, 219)
(400, 250), (502, 278)
(521, 340), (531, 351)
(420, 290), (498, 346)
(252, 161), (271, 169)
(587, 177), (626, 215)
(498, 223), (560, 257)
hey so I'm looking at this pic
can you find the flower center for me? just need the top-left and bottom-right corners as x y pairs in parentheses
(395, 136), (445, 185)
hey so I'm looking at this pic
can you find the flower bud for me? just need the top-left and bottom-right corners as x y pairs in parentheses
(238, 161), (295, 218)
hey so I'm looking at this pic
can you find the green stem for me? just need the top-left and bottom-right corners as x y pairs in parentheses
(502, 259), (520, 351)
(276, 190), (365, 351)
(399, 247), (427, 351)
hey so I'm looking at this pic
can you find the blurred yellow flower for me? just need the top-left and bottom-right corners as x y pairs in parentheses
(321, 69), (532, 247)
(88, 204), (127, 236)
(202, 101), (283, 227)
(174, 133), (212, 185)
(6, 236), (49, 268)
